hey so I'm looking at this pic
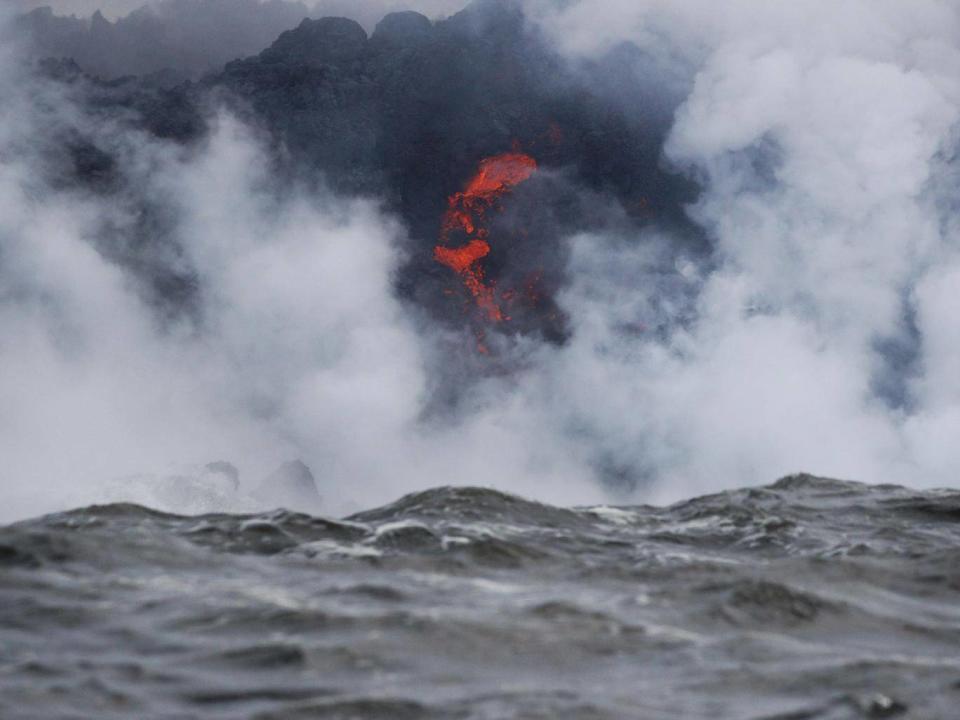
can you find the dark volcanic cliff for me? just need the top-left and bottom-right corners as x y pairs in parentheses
(28, 0), (700, 342)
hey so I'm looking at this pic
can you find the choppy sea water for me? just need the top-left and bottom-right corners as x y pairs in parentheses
(2, 474), (960, 719)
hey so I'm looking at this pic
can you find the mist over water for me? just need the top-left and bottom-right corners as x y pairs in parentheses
(2, 0), (960, 524)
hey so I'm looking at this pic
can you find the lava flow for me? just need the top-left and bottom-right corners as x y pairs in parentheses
(434, 151), (537, 322)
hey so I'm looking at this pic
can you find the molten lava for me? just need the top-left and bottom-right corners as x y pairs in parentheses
(434, 238), (490, 274)
(434, 152), (537, 323)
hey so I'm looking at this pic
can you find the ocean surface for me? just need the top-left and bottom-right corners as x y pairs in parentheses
(2, 474), (960, 719)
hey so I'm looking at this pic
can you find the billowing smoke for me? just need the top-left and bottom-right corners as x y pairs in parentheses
(527, 0), (960, 500)
(2, 0), (960, 522)
(0, 6), (614, 521)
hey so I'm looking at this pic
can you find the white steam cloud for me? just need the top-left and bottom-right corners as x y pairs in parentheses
(525, 0), (960, 500)
(0, 28), (606, 521)
(3, 1), (960, 521)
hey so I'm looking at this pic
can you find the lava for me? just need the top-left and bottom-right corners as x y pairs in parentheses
(434, 152), (537, 323)
(434, 238), (490, 274)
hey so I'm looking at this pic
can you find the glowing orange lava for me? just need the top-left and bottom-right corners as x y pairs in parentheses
(434, 152), (537, 323)
(434, 237), (490, 274)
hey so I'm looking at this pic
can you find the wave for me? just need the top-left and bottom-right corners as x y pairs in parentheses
(2, 475), (960, 718)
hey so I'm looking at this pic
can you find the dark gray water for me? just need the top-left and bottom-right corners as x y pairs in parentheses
(2, 474), (960, 719)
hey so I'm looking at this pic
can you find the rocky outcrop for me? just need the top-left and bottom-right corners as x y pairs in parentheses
(370, 11), (433, 49)
(260, 17), (368, 68)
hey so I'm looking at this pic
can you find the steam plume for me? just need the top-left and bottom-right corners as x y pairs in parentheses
(2, 0), (960, 521)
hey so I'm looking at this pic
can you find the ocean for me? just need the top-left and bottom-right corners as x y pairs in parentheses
(2, 474), (959, 719)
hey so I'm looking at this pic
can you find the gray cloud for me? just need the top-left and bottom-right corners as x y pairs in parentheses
(13, 0), (468, 22)
(11, 0), (473, 79)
